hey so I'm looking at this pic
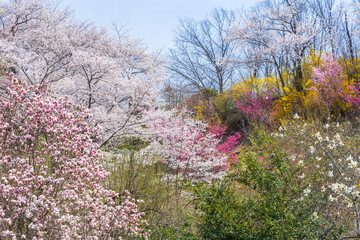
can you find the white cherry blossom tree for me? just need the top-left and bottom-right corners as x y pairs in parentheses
(0, 0), (165, 146)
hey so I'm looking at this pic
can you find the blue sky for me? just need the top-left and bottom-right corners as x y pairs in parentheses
(59, 0), (258, 52)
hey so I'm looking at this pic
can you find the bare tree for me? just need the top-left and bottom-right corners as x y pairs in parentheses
(168, 8), (240, 94)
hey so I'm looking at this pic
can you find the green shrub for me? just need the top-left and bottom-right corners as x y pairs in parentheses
(102, 149), (191, 238)
(186, 130), (337, 239)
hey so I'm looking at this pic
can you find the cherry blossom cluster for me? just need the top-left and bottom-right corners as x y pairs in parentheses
(144, 110), (236, 181)
(0, 0), (164, 147)
(0, 74), (148, 239)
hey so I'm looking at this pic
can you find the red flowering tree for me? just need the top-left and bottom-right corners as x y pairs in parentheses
(235, 90), (276, 127)
(0, 74), (148, 239)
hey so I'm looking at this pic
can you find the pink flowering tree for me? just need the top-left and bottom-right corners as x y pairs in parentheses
(209, 125), (241, 162)
(235, 90), (276, 127)
(0, 74), (148, 239)
(342, 83), (360, 111)
(309, 54), (360, 116)
(310, 54), (346, 108)
(145, 110), (241, 181)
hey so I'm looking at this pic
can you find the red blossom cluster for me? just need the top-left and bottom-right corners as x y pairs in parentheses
(235, 90), (275, 126)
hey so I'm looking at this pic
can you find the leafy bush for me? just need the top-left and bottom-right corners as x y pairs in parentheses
(185, 130), (336, 239)
(275, 116), (360, 238)
(103, 149), (183, 228)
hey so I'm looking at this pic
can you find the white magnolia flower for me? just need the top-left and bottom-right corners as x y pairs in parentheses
(315, 132), (322, 141)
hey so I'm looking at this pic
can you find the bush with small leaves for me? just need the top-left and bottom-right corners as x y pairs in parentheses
(275, 115), (360, 238)
(186, 130), (337, 240)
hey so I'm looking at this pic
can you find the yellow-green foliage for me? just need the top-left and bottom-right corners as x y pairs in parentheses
(301, 49), (323, 82)
(274, 51), (359, 121)
(340, 57), (360, 83)
(192, 50), (360, 125)
(229, 75), (281, 99)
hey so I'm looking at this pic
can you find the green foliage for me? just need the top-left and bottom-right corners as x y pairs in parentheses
(191, 180), (251, 240)
(115, 137), (149, 151)
(274, 118), (360, 237)
(150, 221), (197, 240)
(103, 149), (177, 225)
(183, 130), (337, 240)
(103, 148), (195, 239)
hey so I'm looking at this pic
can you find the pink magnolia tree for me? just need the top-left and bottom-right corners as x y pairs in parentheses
(0, 74), (148, 239)
(0, 0), (164, 147)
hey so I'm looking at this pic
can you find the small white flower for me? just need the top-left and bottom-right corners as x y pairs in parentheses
(303, 188), (311, 196)
(299, 173), (305, 179)
(331, 183), (340, 192)
(309, 146), (315, 154)
(294, 113), (300, 119)
(315, 132), (322, 141)
(324, 124), (330, 129)
(328, 194), (337, 201)
(298, 160), (304, 166)
(346, 155), (354, 162)
(328, 171), (334, 177)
